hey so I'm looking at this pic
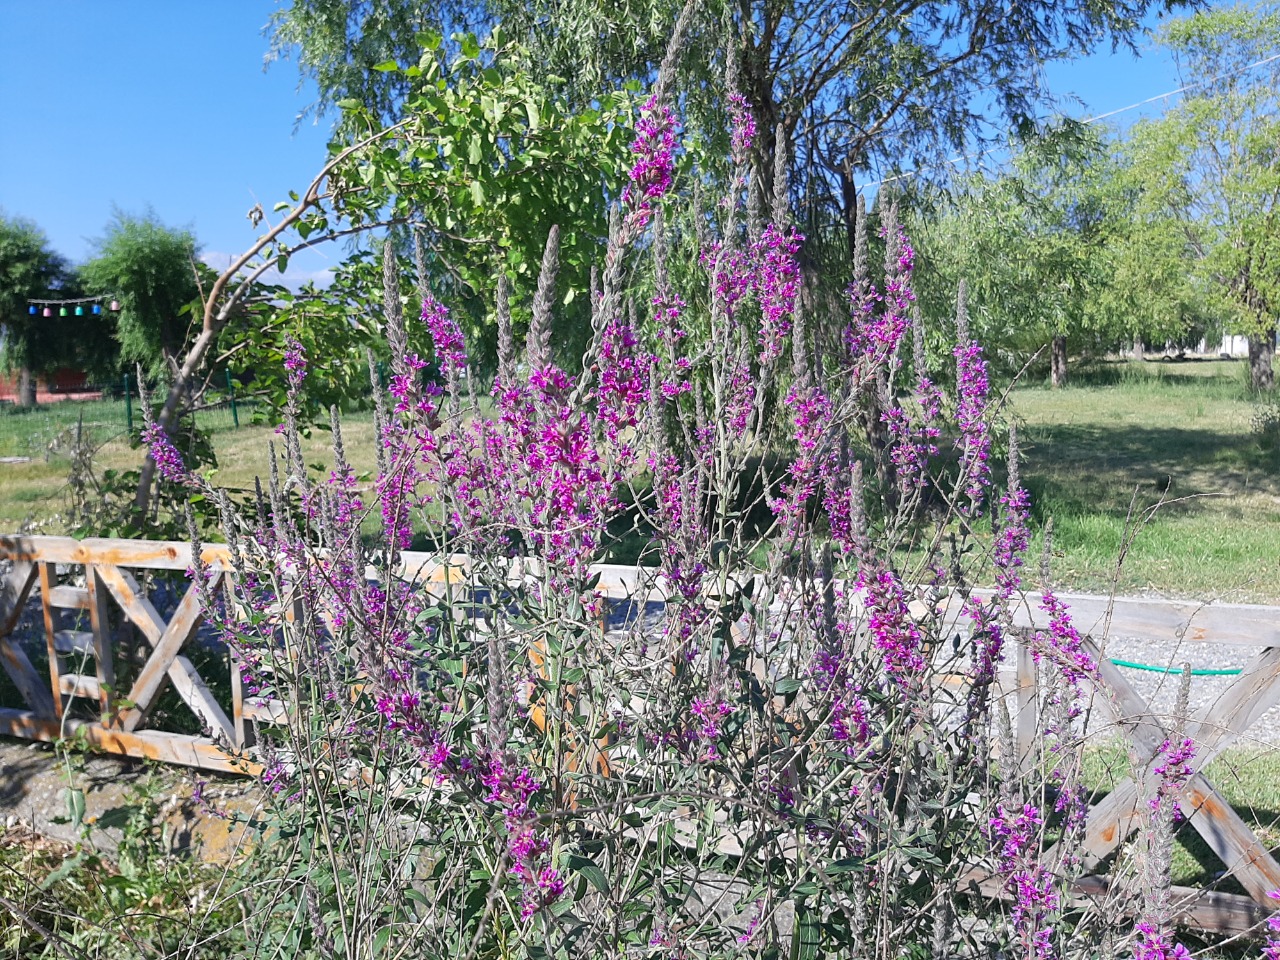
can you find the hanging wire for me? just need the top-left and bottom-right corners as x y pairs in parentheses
(26, 294), (118, 305)
(855, 50), (1280, 192)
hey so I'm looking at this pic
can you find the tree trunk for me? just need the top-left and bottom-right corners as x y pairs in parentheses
(133, 324), (219, 515)
(1248, 328), (1276, 392)
(16, 369), (36, 407)
(1133, 338), (1145, 362)
(1051, 335), (1068, 389)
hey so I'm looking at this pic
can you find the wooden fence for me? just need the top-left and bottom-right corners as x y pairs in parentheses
(0, 534), (1277, 935)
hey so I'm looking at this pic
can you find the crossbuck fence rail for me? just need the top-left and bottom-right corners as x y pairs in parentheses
(0, 535), (1277, 935)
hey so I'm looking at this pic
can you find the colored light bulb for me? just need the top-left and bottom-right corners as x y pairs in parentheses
(92, 304), (101, 315)
(59, 306), (68, 317)
(42, 307), (52, 317)
(28, 305), (37, 315)
(75, 305), (84, 316)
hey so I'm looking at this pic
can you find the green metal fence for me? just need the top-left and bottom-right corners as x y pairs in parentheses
(0, 376), (248, 460)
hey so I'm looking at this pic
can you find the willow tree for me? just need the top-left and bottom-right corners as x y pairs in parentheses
(1132, 4), (1280, 391)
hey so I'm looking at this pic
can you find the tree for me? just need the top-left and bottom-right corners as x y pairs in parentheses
(134, 41), (632, 514)
(1134, 3), (1280, 391)
(80, 210), (207, 378)
(0, 213), (116, 405)
(267, 1), (1194, 257)
(911, 128), (1191, 386)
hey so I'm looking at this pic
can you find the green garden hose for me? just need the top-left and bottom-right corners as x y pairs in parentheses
(1108, 657), (1241, 677)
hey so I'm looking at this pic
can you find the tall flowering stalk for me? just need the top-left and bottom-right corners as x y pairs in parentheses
(177, 54), (1163, 960)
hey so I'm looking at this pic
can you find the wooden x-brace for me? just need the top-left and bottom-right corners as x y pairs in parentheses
(1070, 639), (1280, 907)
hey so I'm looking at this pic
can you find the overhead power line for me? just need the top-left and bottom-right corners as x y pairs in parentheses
(856, 50), (1280, 192)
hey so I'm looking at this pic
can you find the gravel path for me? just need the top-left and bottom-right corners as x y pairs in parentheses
(1080, 634), (1280, 748)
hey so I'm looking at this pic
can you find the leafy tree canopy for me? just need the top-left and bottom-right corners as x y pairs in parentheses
(80, 209), (208, 377)
(1132, 2), (1280, 388)
(0, 212), (118, 385)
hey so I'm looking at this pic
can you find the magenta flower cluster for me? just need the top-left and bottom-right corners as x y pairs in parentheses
(1150, 736), (1196, 819)
(142, 421), (187, 484)
(1132, 922), (1192, 960)
(622, 94), (678, 230)
(989, 802), (1057, 959)
(483, 757), (564, 919)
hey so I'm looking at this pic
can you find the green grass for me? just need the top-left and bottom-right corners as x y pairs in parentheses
(1082, 737), (1280, 895)
(1008, 358), (1280, 603)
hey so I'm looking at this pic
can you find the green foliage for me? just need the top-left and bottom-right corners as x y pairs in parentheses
(239, 39), (635, 421)
(1132, 3), (1280, 386)
(80, 209), (210, 376)
(0, 212), (117, 380)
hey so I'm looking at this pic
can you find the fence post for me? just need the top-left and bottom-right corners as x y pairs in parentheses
(226, 369), (239, 429)
(123, 372), (133, 436)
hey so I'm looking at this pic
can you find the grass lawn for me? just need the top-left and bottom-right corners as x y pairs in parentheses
(1083, 738), (1280, 895)
(1008, 358), (1280, 603)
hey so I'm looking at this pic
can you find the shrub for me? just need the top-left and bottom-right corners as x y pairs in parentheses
(139, 71), (1228, 960)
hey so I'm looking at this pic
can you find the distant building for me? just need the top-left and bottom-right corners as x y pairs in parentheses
(0, 368), (103, 403)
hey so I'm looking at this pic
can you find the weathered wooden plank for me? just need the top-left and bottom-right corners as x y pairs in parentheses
(52, 630), (94, 656)
(1187, 645), (1280, 752)
(46, 585), (90, 610)
(0, 560), (36, 636)
(1015, 641), (1037, 769)
(1181, 774), (1280, 905)
(1071, 642), (1280, 907)
(168, 654), (234, 745)
(38, 563), (63, 718)
(58, 673), (101, 700)
(96, 564), (233, 744)
(86, 567), (115, 719)
(94, 565), (165, 646)
(119, 578), (209, 732)
(961, 869), (1269, 935)
(0, 536), (231, 572)
(0, 708), (257, 775)
(0, 637), (54, 717)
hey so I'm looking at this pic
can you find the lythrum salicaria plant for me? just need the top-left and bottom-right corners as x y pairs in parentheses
(147, 45), (1233, 960)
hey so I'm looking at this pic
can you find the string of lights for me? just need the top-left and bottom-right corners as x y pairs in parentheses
(24, 295), (120, 318)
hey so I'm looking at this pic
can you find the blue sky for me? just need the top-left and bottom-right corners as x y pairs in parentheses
(0, 2), (1201, 284)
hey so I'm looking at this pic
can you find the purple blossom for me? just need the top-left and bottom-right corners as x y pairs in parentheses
(421, 295), (467, 380)
(737, 900), (764, 945)
(690, 696), (733, 759)
(1132, 922), (1192, 960)
(1264, 890), (1280, 960)
(623, 94), (678, 230)
(754, 224), (803, 364)
(860, 568), (927, 687)
(142, 422), (187, 484)
(283, 337), (307, 390)
(989, 803), (1057, 958)
(1150, 736), (1196, 818)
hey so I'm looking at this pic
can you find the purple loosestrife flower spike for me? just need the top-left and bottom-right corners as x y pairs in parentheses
(141, 422), (187, 485)
(527, 225), (560, 370)
(383, 238), (408, 379)
(622, 94), (678, 232)
(496, 275), (515, 387)
(772, 122), (790, 227)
